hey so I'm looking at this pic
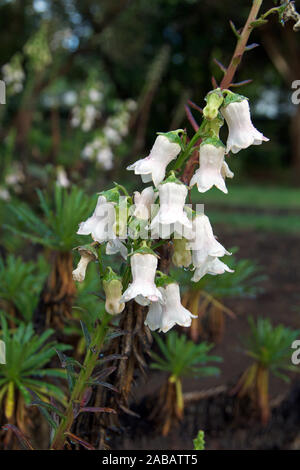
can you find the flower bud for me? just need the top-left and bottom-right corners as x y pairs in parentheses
(103, 278), (125, 315)
(203, 89), (224, 121)
(172, 238), (192, 268)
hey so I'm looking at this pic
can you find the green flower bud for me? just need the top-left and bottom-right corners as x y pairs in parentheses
(203, 89), (224, 120)
(172, 238), (192, 268)
(103, 267), (125, 315)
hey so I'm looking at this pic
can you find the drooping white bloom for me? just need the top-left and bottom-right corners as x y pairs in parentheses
(72, 252), (94, 282)
(151, 182), (192, 239)
(221, 161), (234, 180)
(144, 296), (163, 331)
(133, 186), (156, 220)
(221, 99), (269, 154)
(106, 238), (128, 260)
(188, 213), (230, 267)
(127, 135), (181, 187)
(77, 195), (116, 243)
(120, 253), (163, 306)
(191, 256), (234, 282)
(190, 143), (228, 194)
(145, 283), (196, 333)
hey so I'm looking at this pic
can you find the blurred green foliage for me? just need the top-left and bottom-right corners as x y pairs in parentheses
(6, 186), (96, 251)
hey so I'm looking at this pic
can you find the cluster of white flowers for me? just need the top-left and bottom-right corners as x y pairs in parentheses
(73, 89), (269, 333)
(82, 137), (114, 170)
(0, 163), (25, 201)
(2, 54), (25, 95)
(81, 99), (137, 170)
(71, 87), (104, 132)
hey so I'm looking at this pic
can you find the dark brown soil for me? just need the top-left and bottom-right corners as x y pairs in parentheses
(111, 227), (300, 450)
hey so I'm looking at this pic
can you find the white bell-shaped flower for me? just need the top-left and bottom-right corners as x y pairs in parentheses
(151, 182), (192, 239)
(133, 186), (156, 220)
(190, 142), (228, 194)
(127, 135), (181, 187)
(221, 99), (269, 154)
(191, 256), (234, 282)
(77, 195), (116, 243)
(221, 161), (234, 180)
(120, 253), (163, 306)
(188, 213), (230, 267)
(145, 283), (196, 333)
(144, 294), (164, 331)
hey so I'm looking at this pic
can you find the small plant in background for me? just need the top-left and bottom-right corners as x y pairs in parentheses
(6, 186), (96, 330)
(149, 332), (222, 436)
(0, 255), (47, 325)
(193, 430), (205, 450)
(0, 318), (70, 449)
(177, 253), (265, 343)
(232, 317), (300, 425)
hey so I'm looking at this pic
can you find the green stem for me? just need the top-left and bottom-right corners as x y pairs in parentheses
(172, 121), (206, 171)
(51, 313), (111, 450)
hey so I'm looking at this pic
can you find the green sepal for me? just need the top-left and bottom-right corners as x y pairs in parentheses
(200, 136), (225, 149)
(99, 187), (120, 204)
(160, 171), (183, 186)
(157, 129), (185, 147)
(222, 90), (247, 107)
(102, 266), (121, 283)
(155, 273), (176, 288)
(129, 241), (159, 258)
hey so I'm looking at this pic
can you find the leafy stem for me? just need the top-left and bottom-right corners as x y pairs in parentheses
(50, 313), (111, 450)
(220, 0), (264, 89)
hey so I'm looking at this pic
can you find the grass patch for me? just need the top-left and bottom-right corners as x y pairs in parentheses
(191, 185), (300, 210)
